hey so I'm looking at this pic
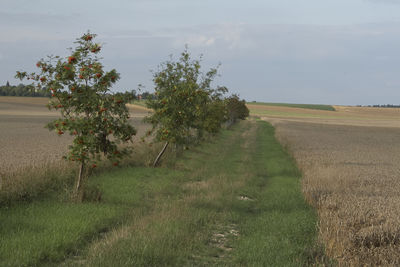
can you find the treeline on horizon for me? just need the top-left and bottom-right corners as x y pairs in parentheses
(357, 104), (400, 108)
(0, 81), (156, 100)
(0, 82), (50, 97)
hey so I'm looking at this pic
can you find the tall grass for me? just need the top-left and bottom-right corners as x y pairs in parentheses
(0, 141), (168, 206)
(0, 161), (75, 206)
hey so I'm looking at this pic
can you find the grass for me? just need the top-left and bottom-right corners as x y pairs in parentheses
(0, 201), (123, 266)
(248, 102), (336, 111)
(229, 121), (321, 266)
(130, 99), (147, 107)
(0, 120), (322, 266)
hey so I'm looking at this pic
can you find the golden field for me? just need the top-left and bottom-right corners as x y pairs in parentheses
(0, 97), (151, 178)
(251, 103), (400, 265)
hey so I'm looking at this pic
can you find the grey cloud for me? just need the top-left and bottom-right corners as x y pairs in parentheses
(0, 11), (77, 26)
(364, 0), (400, 4)
(3, 22), (400, 105)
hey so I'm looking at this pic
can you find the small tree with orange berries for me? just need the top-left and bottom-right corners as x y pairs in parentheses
(16, 32), (136, 201)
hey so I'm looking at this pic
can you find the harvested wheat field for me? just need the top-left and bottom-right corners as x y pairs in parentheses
(0, 97), (151, 178)
(251, 103), (400, 266)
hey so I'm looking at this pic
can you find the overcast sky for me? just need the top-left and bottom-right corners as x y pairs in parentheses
(2, 0), (400, 105)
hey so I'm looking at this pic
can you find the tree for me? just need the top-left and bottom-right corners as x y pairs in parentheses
(145, 49), (227, 166)
(226, 94), (249, 124)
(16, 32), (136, 201)
(194, 85), (228, 138)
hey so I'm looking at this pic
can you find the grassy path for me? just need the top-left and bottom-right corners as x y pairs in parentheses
(0, 120), (320, 266)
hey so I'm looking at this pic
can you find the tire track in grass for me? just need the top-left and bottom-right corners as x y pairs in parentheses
(59, 120), (323, 266)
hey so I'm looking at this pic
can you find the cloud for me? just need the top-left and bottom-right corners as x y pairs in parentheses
(2, 21), (400, 105)
(364, 0), (400, 4)
(172, 34), (215, 48)
(0, 11), (80, 42)
(164, 23), (253, 51)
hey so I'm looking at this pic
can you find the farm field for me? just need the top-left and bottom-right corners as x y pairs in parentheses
(248, 102), (336, 111)
(249, 102), (400, 128)
(0, 96), (151, 178)
(251, 103), (400, 265)
(3, 97), (400, 265)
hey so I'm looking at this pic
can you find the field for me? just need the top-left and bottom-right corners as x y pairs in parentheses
(248, 102), (336, 111)
(3, 96), (400, 265)
(251, 103), (400, 265)
(0, 97), (153, 204)
(0, 97), (151, 178)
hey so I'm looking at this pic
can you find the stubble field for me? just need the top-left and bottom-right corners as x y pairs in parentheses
(0, 97), (151, 180)
(251, 103), (400, 265)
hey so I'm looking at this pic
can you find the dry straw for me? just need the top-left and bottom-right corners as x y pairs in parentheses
(274, 120), (400, 266)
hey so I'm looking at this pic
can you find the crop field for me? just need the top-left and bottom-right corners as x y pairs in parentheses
(0, 97), (151, 178)
(250, 103), (400, 128)
(248, 102), (336, 111)
(253, 103), (400, 265)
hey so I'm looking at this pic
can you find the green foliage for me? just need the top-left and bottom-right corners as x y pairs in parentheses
(16, 32), (136, 167)
(145, 49), (227, 147)
(226, 94), (249, 123)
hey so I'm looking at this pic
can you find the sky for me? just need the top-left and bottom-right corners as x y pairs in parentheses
(1, 0), (400, 105)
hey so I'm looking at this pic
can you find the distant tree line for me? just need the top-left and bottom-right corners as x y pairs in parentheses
(138, 91), (155, 100)
(357, 104), (400, 108)
(0, 82), (140, 102)
(0, 82), (51, 97)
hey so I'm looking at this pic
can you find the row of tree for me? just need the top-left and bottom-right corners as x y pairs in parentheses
(357, 104), (400, 108)
(144, 49), (249, 166)
(16, 32), (249, 202)
(0, 82), (50, 97)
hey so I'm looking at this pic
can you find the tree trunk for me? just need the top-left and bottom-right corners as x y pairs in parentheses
(75, 161), (85, 202)
(153, 141), (169, 167)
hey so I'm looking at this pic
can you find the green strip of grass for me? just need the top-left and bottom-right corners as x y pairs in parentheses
(71, 120), (321, 266)
(230, 121), (319, 265)
(248, 102), (336, 111)
(0, 120), (323, 266)
(0, 201), (123, 266)
(130, 100), (147, 107)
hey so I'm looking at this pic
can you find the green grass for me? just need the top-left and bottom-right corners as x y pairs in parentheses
(0, 201), (123, 266)
(247, 108), (343, 119)
(130, 99), (147, 107)
(229, 121), (320, 266)
(248, 102), (336, 111)
(0, 120), (324, 266)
